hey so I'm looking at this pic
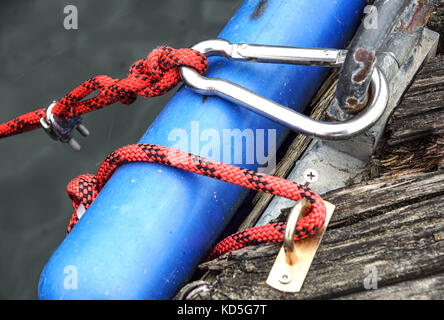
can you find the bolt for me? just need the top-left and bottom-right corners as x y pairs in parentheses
(76, 124), (90, 137)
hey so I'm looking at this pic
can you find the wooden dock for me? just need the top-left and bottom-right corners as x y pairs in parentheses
(179, 34), (444, 300)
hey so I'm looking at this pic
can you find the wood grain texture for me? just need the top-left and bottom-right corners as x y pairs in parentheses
(386, 55), (444, 146)
(429, 0), (444, 53)
(336, 273), (444, 300)
(370, 56), (444, 179)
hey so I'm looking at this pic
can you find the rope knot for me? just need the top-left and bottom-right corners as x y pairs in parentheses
(47, 46), (208, 120)
(127, 46), (209, 98)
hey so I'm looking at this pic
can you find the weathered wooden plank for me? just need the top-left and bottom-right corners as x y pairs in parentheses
(387, 111), (444, 145)
(336, 273), (444, 300)
(324, 170), (444, 226)
(386, 55), (444, 145)
(190, 171), (444, 300)
(429, 0), (444, 53)
(370, 135), (444, 178)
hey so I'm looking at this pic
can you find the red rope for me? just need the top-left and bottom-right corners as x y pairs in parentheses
(0, 45), (326, 261)
(66, 144), (326, 260)
(0, 46), (208, 138)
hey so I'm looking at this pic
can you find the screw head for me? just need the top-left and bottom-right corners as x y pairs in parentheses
(303, 169), (319, 184)
(279, 273), (292, 284)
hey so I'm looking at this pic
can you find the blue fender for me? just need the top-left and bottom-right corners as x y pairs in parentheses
(39, 0), (365, 299)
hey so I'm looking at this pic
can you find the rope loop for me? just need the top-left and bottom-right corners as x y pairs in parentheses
(66, 144), (327, 260)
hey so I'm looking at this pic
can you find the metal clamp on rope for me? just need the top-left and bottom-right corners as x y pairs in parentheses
(180, 39), (389, 140)
(39, 101), (90, 151)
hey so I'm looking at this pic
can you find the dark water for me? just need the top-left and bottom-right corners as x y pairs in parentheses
(0, 0), (243, 299)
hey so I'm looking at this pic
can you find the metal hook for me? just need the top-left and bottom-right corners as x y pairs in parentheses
(180, 39), (389, 140)
(283, 199), (310, 266)
(266, 199), (336, 293)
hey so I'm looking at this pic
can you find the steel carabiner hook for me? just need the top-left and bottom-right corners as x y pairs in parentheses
(180, 39), (389, 140)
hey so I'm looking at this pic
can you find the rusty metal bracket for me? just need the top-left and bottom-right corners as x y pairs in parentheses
(256, 26), (438, 226)
(335, 0), (433, 115)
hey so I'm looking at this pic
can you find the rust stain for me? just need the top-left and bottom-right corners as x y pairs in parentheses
(323, 112), (340, 122)
(251, 0), (268, 19)
(345, 98), (367, 113)
(345, 87), (371, 113)
(399, 0), (433, 33)
(352, 47), (376, 83)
